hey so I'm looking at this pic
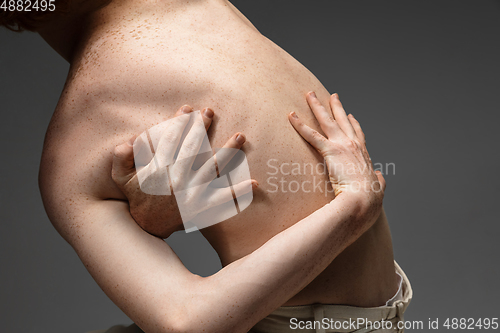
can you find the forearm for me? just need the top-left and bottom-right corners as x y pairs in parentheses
(45, 186), (378, 333)
(184, 193), (376, 333)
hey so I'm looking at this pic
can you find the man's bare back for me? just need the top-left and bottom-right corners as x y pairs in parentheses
(42, 0), (397, 307)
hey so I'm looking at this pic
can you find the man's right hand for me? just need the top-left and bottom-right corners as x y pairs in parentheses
(288, 92), (386, 226)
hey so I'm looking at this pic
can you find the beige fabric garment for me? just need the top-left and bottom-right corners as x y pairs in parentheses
(249, 261), (412, 333)
(87, 261), (411, 333)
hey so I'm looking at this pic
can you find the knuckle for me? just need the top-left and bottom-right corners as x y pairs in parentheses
(295, 118), (305, 127)
(162, 129), (180, 143)
(182, 141), (198, 153)
(170, 174), (181, 187)
(114, 144), (133, 161)
(311, 98), (323, 106)
(326, 141), (344, 154)
(345, 139), (356, 149)
(326, 115), (335, 124)
(113, 146), (121, 158)
(113, 144), (125, 157)
(311, 130), (324, 141)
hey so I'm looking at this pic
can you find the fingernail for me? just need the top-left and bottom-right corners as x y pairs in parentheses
(290, 111), (298, 119)
(251, 180), (259, 189)
(310, 91), (317, 98)
(235, 133), (246, 144)
(203, 108), (214, 118)
(181, 105), (192, 114)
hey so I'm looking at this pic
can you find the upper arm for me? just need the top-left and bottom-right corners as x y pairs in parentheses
(43, 192), (198, 332)
(38, 126), (198, 332)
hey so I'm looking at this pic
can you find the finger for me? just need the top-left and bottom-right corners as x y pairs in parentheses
(288, 111), (330, 155)
(176, 106), (214, 130)
(306, 92), (341, 140)
(174, 104), (194, 117)
(231, 179), (258, 199)
(347, 114), (366, 146)
(154, 111), (192, 167)
(176, 111), (209, 170)
(194, 132), (246, 185)
(215, 132), (246, 173)
(348, 114), (372, 170)
(330, 93), (357, 139)
(112, 136), (137, 184)
(375, 170), (386, 193)
(207, 179), (258, 207)
(201, 107), (214, 131)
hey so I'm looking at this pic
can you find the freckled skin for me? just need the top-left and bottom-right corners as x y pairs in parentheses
(41, 0), (396, 307)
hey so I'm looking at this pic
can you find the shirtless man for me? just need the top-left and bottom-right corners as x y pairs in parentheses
(1, 0), (409, 331)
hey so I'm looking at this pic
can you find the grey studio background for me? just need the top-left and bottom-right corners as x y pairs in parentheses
(1, 1), (499, 332)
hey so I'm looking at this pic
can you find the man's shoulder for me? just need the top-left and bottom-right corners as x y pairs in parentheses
(39, 95), (128, 242)
(39, 87), (128, 205)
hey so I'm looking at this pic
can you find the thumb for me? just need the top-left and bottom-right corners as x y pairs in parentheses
(112, 136), (137, 183)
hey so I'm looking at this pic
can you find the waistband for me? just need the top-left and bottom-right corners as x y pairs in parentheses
(250, 261), (412, 333)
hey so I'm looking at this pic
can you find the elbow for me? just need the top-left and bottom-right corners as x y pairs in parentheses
(154, 277), (209, 333)
(160, 319), (192, 333)
(148, 311), (193, 333)
(158, 314), (207, 333)
(156, 277), (230, 333)
(160, 310), (244, 333)
(161, 321), (225, 333)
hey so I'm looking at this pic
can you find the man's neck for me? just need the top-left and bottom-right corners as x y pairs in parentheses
(37, 0), (112, 62)
(36, 0), (219, 63)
